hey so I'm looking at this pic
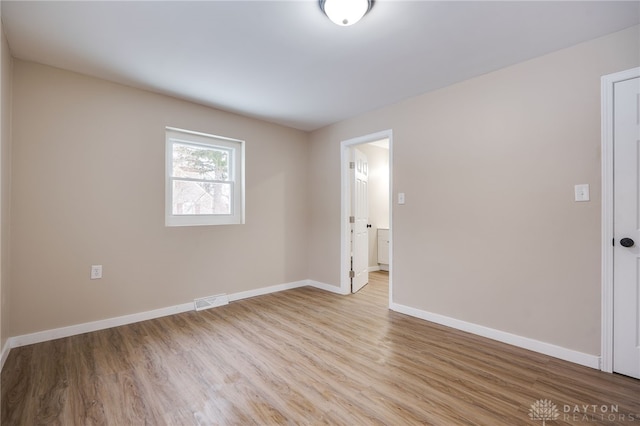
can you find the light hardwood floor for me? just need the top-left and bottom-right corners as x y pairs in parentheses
(2, 271), (639, 425)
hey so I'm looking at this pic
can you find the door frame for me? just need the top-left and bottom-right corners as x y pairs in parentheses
(340, 129), (393, 304)
(601, 66), (640, 373)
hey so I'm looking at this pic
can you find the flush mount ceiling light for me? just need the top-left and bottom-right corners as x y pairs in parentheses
(320, 0), (373, 26)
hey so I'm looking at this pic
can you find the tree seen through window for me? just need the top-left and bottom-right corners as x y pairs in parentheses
(172, 142), (232, 215)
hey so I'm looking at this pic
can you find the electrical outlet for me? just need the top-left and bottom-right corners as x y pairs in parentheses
(91, 265), (102, 280)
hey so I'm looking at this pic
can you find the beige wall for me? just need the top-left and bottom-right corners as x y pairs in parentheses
(9, 61), (309, 336)
(0, 15), (12, 353)
(358, 144), (389, 267)
(308, 26), (640, 355)
(5, 23), (639, 359)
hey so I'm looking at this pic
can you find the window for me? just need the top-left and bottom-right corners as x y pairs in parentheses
(165, 127), (245, 226)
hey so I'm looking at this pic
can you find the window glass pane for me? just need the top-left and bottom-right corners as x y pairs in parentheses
(172, 180), (232, 215)
(172, 142), (229, 181)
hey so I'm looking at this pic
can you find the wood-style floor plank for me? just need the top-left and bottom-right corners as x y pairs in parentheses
(2, 272), (639, 425)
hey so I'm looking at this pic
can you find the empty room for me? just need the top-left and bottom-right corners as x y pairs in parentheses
(1, 1), (640, 424)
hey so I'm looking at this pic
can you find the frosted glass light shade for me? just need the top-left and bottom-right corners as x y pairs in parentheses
(321, 0), (372, 26)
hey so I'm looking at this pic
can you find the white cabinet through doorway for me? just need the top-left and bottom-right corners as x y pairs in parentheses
(378, 228), (389, 271)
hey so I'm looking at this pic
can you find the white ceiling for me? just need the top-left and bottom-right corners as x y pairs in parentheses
(2, 1), (639, 131)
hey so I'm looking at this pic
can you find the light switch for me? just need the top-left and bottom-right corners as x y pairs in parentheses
(398, 192), (405, 205)
(91, 265), (103, 280)
(574, 184), (590, 202)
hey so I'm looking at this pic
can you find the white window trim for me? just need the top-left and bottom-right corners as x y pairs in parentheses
(165, 127), (245, 226)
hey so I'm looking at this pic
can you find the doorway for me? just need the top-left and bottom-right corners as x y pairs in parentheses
(601, 67), (640, 378)
(340, 130), (393, 305)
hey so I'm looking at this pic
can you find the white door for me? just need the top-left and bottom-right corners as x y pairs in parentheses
(613, 75), (640, 379)
(351, 148), (369, 293)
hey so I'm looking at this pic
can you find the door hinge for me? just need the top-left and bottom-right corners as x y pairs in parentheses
(349, 270), (355, 278)
(613, 238), (615, 246)
(349, 162), (355, 169)
(349, 216), (355, 223)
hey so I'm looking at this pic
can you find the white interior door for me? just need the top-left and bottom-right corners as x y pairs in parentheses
(613, 75), (640, 379)
(351, 148), (369, 293)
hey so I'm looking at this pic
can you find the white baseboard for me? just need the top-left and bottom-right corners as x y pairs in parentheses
(6, 279), (310, 353)
(10, 302), (194, 349)
(308, 280), (349, 295)
(2, 281), (600, 373)
(390, 302), (600, 369)
(368, 265), (381, 272)
(227, 280), (308, 302)
(1, 339), (10, 370)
